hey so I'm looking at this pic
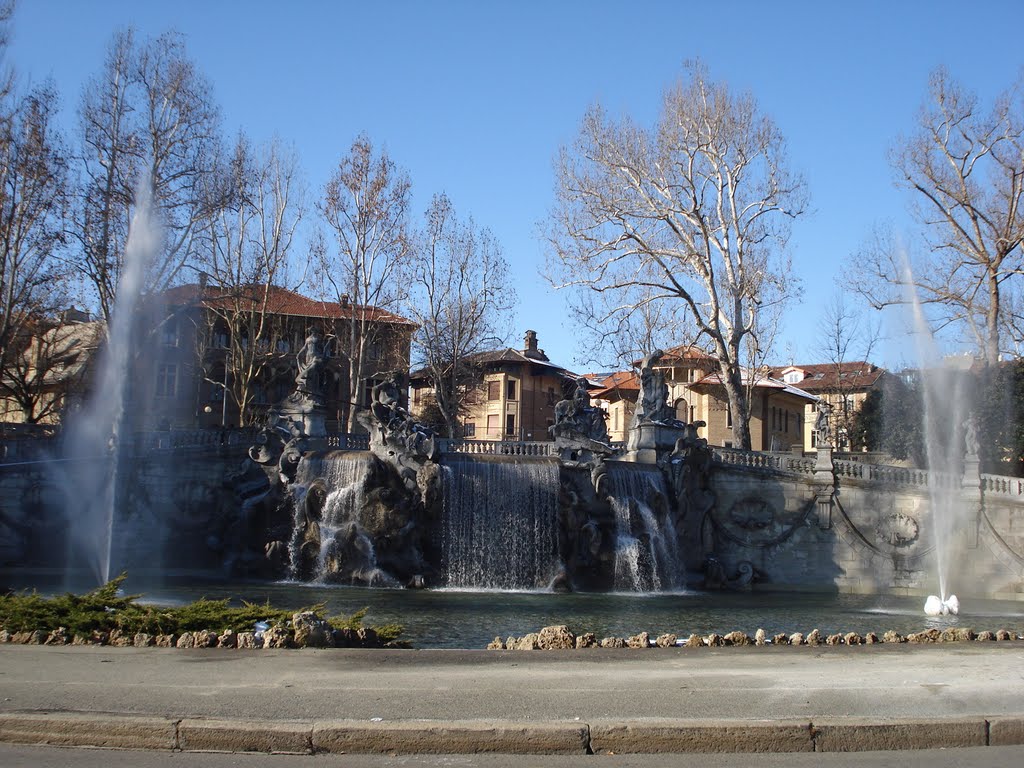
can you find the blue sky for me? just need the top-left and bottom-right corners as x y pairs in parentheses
(8, 0), (1024, 371)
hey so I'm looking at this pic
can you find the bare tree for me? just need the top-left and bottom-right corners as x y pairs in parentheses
(407, 193), (514, 437)
(0, 83), (71, 421)
(196, 134), (305, 426)
(72, 29), (223, 326)
(854, 68), (1024, 367)
(545, 63), (806, 449)
(811, 292), (881, 450)
(317, 134), (412, 431)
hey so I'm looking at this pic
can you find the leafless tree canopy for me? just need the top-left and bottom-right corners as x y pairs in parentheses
(0, 80), (71, 421)
(196, 134), (305, 426)
(73, 29), (223, 325)
(317, 134), (412, 431)
(855, 68), (1024, 366)
(407, 193), (514, 437)
(545, 63), (806, 448)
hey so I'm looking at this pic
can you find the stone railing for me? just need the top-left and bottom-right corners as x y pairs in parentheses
(712, 447), (784, 472)
(325, 433), (370, 451)
(981, 473), (1024, 498)
(437, 439), (555, 457)
(132, 427), (259, 453)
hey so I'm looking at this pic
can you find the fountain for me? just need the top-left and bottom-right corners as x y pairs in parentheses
(904, 263), (970, 615)
(54, 174), (159, 587)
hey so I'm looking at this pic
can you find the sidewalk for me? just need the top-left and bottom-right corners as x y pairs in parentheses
(1, 643), (1022, 754)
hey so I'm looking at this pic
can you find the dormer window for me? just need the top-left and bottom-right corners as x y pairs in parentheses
(782, 368), (804, 385)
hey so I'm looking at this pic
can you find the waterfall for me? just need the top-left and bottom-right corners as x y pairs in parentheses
(440, 458), (560, 590)
(288, 452), (396, 584)
(606, 463), (683, 592)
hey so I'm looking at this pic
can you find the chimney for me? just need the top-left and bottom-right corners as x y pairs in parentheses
(341, 293), (350, 307)
(524, 330), (538, 354)
(198, 272), (208, 290)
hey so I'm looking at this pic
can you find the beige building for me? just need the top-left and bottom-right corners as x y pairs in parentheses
(586, 371), (639, 443)
(647, 345), (817, 451)
(772, 362), (888, 451)
(410, 331), (574, 441)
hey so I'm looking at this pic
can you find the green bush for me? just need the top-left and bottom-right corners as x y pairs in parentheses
(0, 573), (404, 644)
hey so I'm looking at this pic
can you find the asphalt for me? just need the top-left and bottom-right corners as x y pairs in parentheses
(1, 643), (1023, 755)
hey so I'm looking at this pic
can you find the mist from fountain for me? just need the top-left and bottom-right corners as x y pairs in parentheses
(57, 175), (158, 587)
(902, 262), (968, 612)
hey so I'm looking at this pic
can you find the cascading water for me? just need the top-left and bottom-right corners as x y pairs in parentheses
(56, 174), (158, 587)
(606, 463), (683, 592)
(903, 261), (966, 613)
(440, 458), (560, 590)
(288, 452), (395, 584)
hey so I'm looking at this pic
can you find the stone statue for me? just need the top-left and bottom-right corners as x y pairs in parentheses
(634, 350), (671, 426)
(357, 372), (437, 495)
(550, 378), (613, 471)
(814, 401), (832, 448)
(964, 417), (979, 459)
(294, 329), (325, 398)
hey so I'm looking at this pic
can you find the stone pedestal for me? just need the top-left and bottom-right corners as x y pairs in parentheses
(962, 453), (981, 548)
(279, 394), (326, 439)
(813, 446), (834, 530)
(623, 422), (686, 464)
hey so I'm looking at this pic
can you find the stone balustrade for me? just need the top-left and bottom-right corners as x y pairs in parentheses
(981, 473), (1024, 497)
(437, 439), (555, 457)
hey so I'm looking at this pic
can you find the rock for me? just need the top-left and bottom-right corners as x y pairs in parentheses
(107, 630), (130, 647)
(908, 628), (940, 644)
(505, 636), (518, 650)
(976, 630), (995, 642)
(599, 636), (625, 649)
(515, 633), (540, 650)
(293, 611), (332, 648)
(705, 633), (724, 647)
(486, 636), (505, 650)
(953, 628), (976, 642)
(684, 633), (702, 648)
(805, 629), (821, 646)
(538, 625), (576, 650)
(176, 632), (196, 649)
(825, 633), (843, 646)
(844, 632), (862, 646)
(882, 630), (905, 643)
(236, 632), (259, 649)
(575, 633), (597, 649)
(754, 628), (767, 646)
(772, 633), (790, 645)
(655, 633), (677, 648)
(996, 629), (1013, 641)
(263, 626), (292, 648)
(71, 634), (89, 646)
(864, 632), (880, 644)
(788, 632), (804, 646)
(155, 634), (177, 648)
(357, 627), (380, 648)
(45, 627), (69, 645)
(332, 628), (357, 648)
(133, 633), (155, 647)
(27, 630), (47, 645)
(0, 629), (11, 643)
(723, 631), (750, 646)
(196, 630), (219, 648)
(90, 630), (109, 646)
(627, 632), (650, 649)
(217, 630), (238, 648)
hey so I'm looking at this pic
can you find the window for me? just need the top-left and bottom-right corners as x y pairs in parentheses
(161, 320), (179, 347)
(674, 397), (688, 422)
(547, 387), (556, 406)
(783, 370), (803, 384)
(156, 364), (177, 398)
(464, 422), (476, 437)
(505, 414), (516, 436)
(413, 387), (421, 405)
(507, 379), (517, 401)
(726, 405), (733, 428)
(213, 328), (229, 349)
(276, 337), (291, 353)
(486, 413), (500, 437)
(368, 341), (382, 361)
(487, 380), (501, 401)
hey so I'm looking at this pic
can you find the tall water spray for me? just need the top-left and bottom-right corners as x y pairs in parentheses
(902, 262), (968, 612)
(59, 175), (158, 586)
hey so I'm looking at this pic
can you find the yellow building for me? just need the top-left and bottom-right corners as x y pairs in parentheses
(772, 362), (888, 451)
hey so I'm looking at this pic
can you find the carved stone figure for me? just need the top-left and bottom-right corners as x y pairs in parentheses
(550, 378), (613, 470)
(814, 401), (832, 447)
(294, 329), (325, 398)
(964, 417), (979, 459)
(357, 372), (437, 496)
(635, 350), (671, 425)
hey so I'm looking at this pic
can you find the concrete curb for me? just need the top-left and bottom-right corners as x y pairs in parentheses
(0, 712), (1022, 754)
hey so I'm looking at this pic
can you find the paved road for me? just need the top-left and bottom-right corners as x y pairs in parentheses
(1, 643), (1023, 754)
(3, 744), (1024, 767)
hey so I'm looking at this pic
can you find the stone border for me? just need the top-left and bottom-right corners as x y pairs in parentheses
(1, 712), (1022, 754)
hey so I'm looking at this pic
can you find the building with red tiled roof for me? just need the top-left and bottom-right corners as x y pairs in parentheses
(409, 330), (576, 441)
(134, 283), (415, 431)
(770, 361), (889, 450)
(585, 371), (640, 443)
